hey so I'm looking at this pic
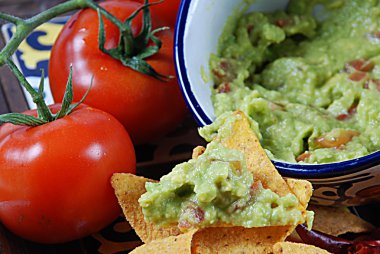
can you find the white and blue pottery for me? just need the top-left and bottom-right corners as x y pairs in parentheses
(174, 0), (380, 206)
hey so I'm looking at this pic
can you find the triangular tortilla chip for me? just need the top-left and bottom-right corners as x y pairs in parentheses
(128, 225), (294, 254)
(287, 204), (374, 242)
(112, 173), (311, 244)
(273, 241), (331, 254)
(112, 111), (313, 244)
(216, 111), (292, 197)
(111, 174), (181, 243)
(308, 205), (373, 236)
(215, 111), (312, 235)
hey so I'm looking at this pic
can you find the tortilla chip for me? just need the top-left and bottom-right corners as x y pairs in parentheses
(283, 178), (313, 240)
(287, 204), (374, 242)
(192, 226), (291, 254)
(273, 242), (331, 254)
(309, 205), (374, 236)
(217, 111), (291, 197)
(129, 226), (291, 254)
(130, 230), (196, 254)
(216, 111), (312, 236)
(112, 173), (312, 245)
(285, 179), (313, 209)
(111, 174), (181, 243)
(130, 229), (332, 254)
(111, 111), (313, 244)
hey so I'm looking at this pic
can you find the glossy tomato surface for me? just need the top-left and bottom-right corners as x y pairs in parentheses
(49, 1), (188, 144)
(0, 105), (136, 243)
(116, 0), (181, 26)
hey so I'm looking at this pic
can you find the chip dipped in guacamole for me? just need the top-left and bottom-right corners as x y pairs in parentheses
(211, 0), (380, 164)
(138, 112), (309, 232)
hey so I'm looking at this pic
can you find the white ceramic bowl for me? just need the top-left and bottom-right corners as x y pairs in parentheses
(174, 0), (380, 206)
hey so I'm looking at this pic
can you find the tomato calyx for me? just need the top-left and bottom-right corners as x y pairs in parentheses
(0, 65), (90, 127)
(97, 0), (172, 81)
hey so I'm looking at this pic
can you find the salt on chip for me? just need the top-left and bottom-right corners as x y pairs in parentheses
(111, 174), (181, 243)
(273, 242), (331, 254)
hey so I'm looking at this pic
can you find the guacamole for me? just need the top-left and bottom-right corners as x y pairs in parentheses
(138, 126), (303, 230)
(211, 0), (380, 163)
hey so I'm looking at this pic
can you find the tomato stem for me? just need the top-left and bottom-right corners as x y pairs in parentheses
(5, 60), (53, 122)
(96, 0), (172, 81)
(0, 0), (171, 83)
(1, 61), (87, 126)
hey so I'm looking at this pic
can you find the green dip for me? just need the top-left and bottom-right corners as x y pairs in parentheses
(139, 117), (304, 230)
(211, 0), (380, 164)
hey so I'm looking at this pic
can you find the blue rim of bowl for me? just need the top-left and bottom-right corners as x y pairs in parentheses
(174, 0), (380, 179)
(174, 0), (213, 127)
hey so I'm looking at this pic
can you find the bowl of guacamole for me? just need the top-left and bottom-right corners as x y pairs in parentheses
(174, 0), (380, 206)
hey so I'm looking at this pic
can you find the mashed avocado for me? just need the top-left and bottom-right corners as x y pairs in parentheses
(211, 0), (380, 163)
(139, 126), (303, 230)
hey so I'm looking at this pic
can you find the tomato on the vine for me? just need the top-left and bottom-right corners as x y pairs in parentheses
(49, 0), (188, 144)
(114, 0), (181, 26)
(0, 104), (136, 243)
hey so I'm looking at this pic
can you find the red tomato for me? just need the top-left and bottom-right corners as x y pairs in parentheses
(0, 104), (136, 243)
(124, 0), (181, 26)
(49, 1), (188, 144)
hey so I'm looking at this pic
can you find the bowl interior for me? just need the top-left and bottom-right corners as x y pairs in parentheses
(175, 0), (380, 206)
(175, 0), (289, 126)
(175, 0), (380, 175)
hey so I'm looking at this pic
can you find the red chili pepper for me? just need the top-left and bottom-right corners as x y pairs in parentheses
(296, 225), (380, 254)
(349, 241), (380, 254)
(296, 224), (352, 254)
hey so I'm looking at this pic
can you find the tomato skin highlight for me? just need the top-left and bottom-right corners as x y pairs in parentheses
(49, 1), (188, 144)
(130, 0), (181, 26)
(0, 105), (136, 243)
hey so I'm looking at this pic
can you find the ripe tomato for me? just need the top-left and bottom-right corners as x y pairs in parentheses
(0, 104), (136, 243)
(112, 0), (181, 26)
(49, 1), (188, 144)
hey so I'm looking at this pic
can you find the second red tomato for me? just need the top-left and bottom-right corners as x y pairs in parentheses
(49, 1), (187, 144)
